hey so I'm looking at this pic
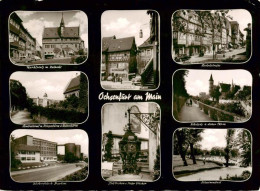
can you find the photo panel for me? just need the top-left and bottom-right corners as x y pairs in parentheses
(101, 10), (160, 90)
(9, 10), (88, 66)
(172, 128), (252, 182)
(172, 69), (252, 123)
(10, 129), (89, 183)
(101, 102), (161, 182)
(10, 71), (89, 124)
(172, 9), (252, 64)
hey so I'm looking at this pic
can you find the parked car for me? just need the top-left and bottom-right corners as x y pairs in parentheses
(131, 75), (142, 85)
(32, 55), (41, 61)
(15, 56), (32, 64)
(174, 54), (191, 62)
(107, 76), (113, 81)
(216, 50), (225, 54)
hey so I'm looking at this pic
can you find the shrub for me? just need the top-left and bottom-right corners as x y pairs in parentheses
(221, 170), (251, 180)
(203, 107), (208, 115)
(58, 166), (88, 181)
(29, 106), (86, 123)
(75, 56), (87, 64)
(209, 108), (218, 120)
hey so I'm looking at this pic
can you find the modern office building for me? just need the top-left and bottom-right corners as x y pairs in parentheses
(14, 135), (57, 163)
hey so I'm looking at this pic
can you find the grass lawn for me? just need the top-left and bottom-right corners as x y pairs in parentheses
(173, 155), (222, 175)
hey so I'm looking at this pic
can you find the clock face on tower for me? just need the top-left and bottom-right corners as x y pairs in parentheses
(130, 105), (141, 133)
(128, 143), (136, 152)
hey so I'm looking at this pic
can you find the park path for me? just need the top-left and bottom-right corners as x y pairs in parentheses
(11, 109), (34, 124)
(179, 101), (213, 122)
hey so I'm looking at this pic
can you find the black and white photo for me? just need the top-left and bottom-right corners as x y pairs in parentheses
(173, 69), (252, 122)
(101, 102), (160, 181)
(9, 11), (88, 65)
(10, 129), (89, 182)
(101, 10), (160, 90)
(172, 9), (252, 64)
(173, 128), (252, 181)
(10, 71), (88, 124)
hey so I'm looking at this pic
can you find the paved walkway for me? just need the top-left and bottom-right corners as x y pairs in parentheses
(179, 102), (213, 122)
(11, 109), (35, 124)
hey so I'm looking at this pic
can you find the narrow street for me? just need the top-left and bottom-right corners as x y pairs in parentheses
(11, 163), (83, 182)
(179, 102), (213, 122)
(184, 48), (246, 63)
(11, 109), (35, 124)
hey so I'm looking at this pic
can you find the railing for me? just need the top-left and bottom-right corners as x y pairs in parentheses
(197, 100), (244, 122)
(141, 57), (153, 85)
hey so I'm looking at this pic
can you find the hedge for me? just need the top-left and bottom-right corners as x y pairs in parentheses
(30, 106), (87, 123)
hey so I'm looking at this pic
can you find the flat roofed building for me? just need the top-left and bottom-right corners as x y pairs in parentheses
(14, 135), (57, 162)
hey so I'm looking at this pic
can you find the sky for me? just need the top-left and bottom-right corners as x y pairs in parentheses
(226, 9), (252, 37)
(10, 71), (81, 100)
(199, 129), (250, 150)
(15, 11), (88, 47)
(183, 70), (252, 96)
(101, 10), (153, 46)
(11, 129), (89, 155)
(199, 129), (227, 150)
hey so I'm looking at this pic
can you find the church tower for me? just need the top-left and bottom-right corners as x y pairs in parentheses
(60, 12), (65, 37)
(209, 74), (214, 94)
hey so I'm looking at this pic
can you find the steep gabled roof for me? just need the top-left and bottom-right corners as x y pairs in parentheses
(102, 36), (135, 53)
(64, 75), (80, 94)
(219, 83), (231, 93)
(43, 27), (80, 39)
(138, 37), (154, 49)
(102, 36), (116, 52)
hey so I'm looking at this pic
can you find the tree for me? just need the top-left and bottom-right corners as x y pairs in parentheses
(210, 86), (221, 102)
(186, 129), (204, 164)
(153, 146), (160, 180)
(79, 72), (88, 113)
(173, 70), (189, 97)
(78, 49), (85, 55)
(104, 131), (114, 162)
(10, 79), (28, 111)
(224, 129), (235, 167)
(175, 129), (189, 166)
(237, 129), (251, 167)
(64, 152), (78, 163)
(10, 135), (21, 168)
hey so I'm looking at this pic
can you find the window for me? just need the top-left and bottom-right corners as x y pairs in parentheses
(21, 151), (26, 154)
(45, 45), (50, 48)
(21, 157), (26, 161)
(32, 157), (35, 161)
(146, 49), (151, 56)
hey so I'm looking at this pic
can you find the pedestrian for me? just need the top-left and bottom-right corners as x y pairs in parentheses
(190, 98), (192, 106)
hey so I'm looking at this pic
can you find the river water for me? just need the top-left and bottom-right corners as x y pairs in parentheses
(177, 166), (252, 181)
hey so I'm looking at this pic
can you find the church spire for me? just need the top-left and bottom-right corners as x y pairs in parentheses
(60, 12), (65, 27)
(209, 74), (213, 81)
